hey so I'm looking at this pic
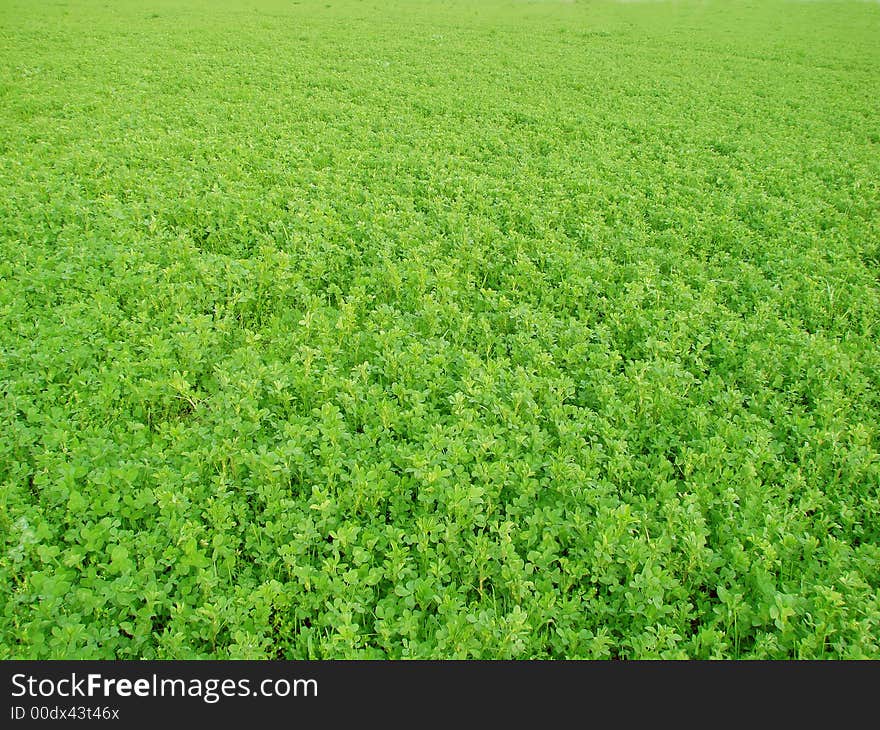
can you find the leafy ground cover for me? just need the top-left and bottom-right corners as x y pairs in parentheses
(1, 0), (878, 658)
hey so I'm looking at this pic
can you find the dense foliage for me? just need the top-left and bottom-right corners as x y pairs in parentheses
(1, 0), (878, 658)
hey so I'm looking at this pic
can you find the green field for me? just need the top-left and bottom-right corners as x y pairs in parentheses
(1, 0), (879, 659)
